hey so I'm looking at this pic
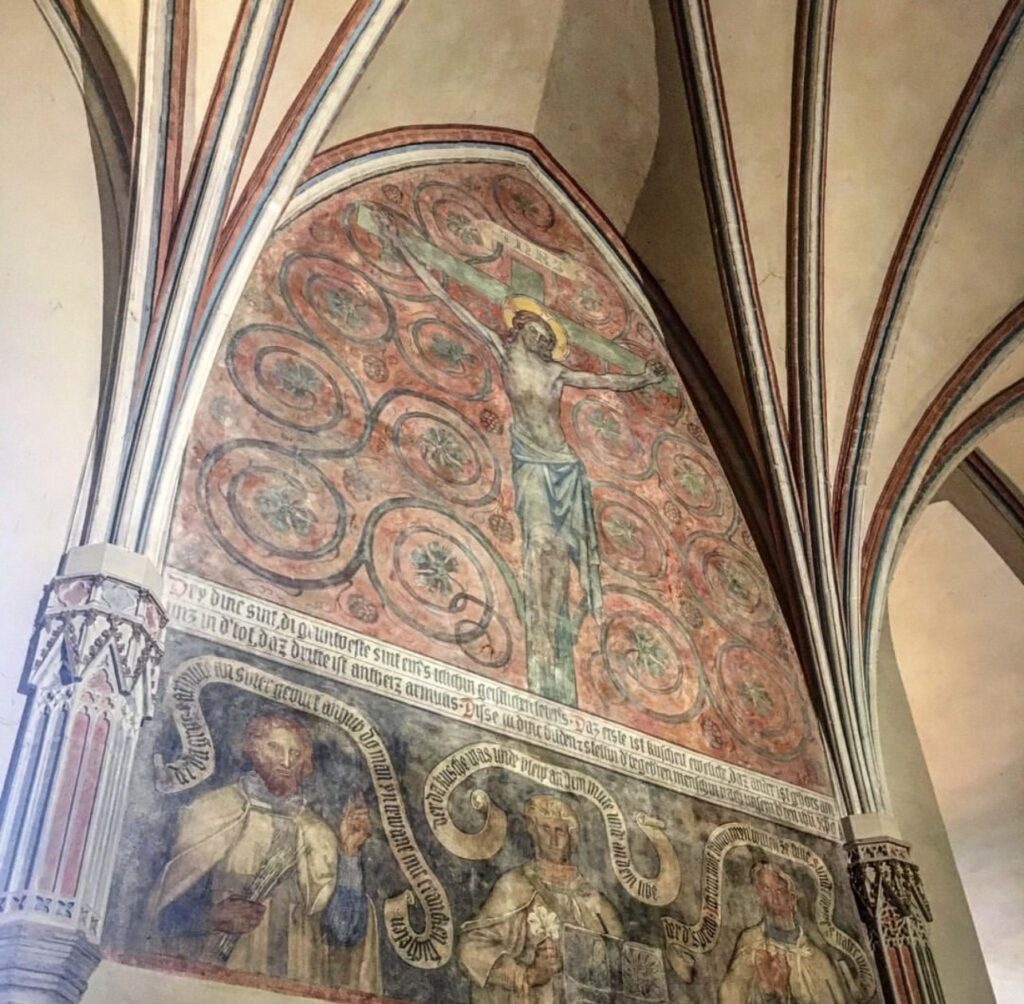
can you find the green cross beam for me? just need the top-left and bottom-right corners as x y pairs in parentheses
(356, 202), (672, 383)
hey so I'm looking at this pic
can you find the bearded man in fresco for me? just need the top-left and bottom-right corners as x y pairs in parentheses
(147, 711), (381, 993)
(458, 794), (622, 1003)
(383, 215), (666, 705)
(719, 862), (851, 1004)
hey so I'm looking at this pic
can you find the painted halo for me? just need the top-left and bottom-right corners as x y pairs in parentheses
(501, 294), (570, 360)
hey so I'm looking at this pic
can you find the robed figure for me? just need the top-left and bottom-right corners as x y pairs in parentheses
(147, 712), (381, 993)
(458, 795), (622, 1003)
(719, 863), (851, 1004)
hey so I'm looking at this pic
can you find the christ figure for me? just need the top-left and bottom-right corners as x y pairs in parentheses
(384, 217), (666, 704)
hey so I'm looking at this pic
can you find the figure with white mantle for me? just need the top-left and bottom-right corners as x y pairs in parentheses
(147, 711), (381, 992)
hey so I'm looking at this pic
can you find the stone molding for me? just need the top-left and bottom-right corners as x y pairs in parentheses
(0, 921), (102, 1004)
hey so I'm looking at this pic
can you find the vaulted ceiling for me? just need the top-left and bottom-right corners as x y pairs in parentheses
(76, 0), (1024, 516)
(18, 0), (1024, 797)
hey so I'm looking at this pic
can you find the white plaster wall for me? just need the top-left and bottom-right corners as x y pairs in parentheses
(876, 616), (996, 1003)
(87, 0), (141, 108)
(981, 415), (1024, 490)
(887, 502), (1023, 1002)
(321, 0), (659, 232)
(709, 0), (797, 414)
(624, 1), (753, 446)
(823, 0), (1007, 475)
(321, 0), (564, 148)
(863, 45), (1024, 522)
(881, 500), (1024, 1002)
(532, 0), (659, 232)
(0, 1), (103, 776)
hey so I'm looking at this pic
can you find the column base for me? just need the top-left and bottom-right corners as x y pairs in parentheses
(0, 922), (101, 1004)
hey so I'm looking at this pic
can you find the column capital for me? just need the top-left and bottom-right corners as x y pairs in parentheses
(846, 837), (933, 943)
(29, 545), (167, 717)
(842, 816), (945, 1003)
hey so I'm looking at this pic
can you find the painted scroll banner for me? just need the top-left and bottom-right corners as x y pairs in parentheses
(424, 741), (681, 905)
(165, 568), (841, 840)
(661, 821), (876, 1001)
(475, 219), (588, 281)
(155, 655), (453, 969)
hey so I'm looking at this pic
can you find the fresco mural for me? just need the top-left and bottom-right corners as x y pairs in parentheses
(717, 863), (852, 1003)
(167, 155), (828, 790)
(102, 147), (878, 1001)
(104, 634), (876, 1004)
(145, 706), (382, 991)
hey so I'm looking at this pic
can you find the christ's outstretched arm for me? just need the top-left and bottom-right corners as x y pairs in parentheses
(561, 359), (667, 392)
(380, 216), (508, 361)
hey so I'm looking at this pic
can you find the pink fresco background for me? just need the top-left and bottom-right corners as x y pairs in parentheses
(167, 159), (829, 792)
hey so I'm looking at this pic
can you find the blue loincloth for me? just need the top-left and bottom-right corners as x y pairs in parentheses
(510, 431), (603, 627)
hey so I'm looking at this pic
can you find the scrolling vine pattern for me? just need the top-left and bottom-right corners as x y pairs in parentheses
(170, 161), (824, 784)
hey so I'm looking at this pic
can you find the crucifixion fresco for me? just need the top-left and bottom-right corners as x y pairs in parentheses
(168, 158), (828, 789)
(102, 149), (873, 1004)
(377, 210), (666, 704)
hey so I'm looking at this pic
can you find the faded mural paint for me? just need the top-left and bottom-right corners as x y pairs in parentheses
(168, 157), (826, 788)
(104, 151), (876, 1003)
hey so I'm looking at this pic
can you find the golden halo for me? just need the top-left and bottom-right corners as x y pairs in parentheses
(502, 295), (569, 361)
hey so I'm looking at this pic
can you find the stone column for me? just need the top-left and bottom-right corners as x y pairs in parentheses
(0, 545), (165, 1003)
(844, 814), (946, 1004)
